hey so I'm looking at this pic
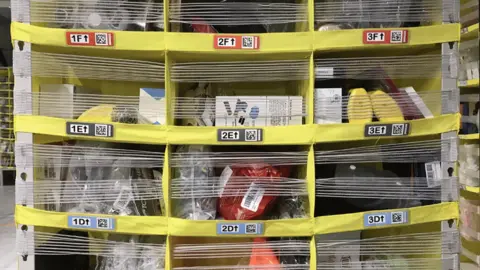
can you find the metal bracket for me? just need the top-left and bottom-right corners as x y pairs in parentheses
(11, 0), (31, 24)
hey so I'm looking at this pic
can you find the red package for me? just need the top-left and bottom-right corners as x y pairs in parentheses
(249, 238), (281, 269)
(191, 17), (218, 33)
(217, 164), (291, 220)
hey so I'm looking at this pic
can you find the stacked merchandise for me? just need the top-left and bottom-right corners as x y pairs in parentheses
(458, 0), (480, 268)
(11, 0), (462, 270)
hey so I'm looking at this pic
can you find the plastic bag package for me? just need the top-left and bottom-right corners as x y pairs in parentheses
(172, 145), (217, 220)
(51, 0), (164, 31)
(59, 141), (163, 217)
(316, 0), (421, 31)
(218, 164), (293, 220)
(175, 0), (302, 33)
(459, 143), (480, 187)
(96, 235), (165, 270)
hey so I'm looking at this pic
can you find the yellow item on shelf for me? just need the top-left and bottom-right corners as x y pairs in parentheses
(77, 104), (115, 123)
(369, 90), (405, 122)
(347, 88), (373, 124)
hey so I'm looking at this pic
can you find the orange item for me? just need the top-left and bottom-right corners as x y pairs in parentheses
(249, 238), (281, 269)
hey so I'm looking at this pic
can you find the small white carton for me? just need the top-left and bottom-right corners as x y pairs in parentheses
(139, 88), (166, 125)
(315, 88), (342, 124)
(266, 96), (303, 126)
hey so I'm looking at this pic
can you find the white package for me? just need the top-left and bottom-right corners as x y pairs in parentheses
(215, 96), (303, 127)
(139, 88), (166, 125)
(215, 96), (267, 127)
(317, 231), (360, 269)
(266, 96), (303, 126)
(315, 88), (342, 124)
(398, 86), (434, 119)
(39, 84), (99, 119)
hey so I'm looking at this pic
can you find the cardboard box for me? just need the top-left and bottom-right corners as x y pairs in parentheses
(39, 84), (100, 119)
(215, 96), (303, 127)
(315, 88), (342, 124)
(138, 88), (166, 125)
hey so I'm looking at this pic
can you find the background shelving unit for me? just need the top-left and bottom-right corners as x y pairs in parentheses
(11, 0), (464, 270)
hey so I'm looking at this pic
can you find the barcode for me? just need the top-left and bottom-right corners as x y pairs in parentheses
(97, 218), (110, 229)
(390, 30), (403, 43)
(95, 124), (108, 136)
(391, 212), (405, 224)
(391, 124), (405, 135)
(240, 183), (265, 212)
(95, 33), (108, 45)
(242, 36), (254, 49)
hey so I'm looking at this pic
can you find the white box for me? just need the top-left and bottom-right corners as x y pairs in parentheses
(39, 84), (99, 119)
(398, 87), (434, 119)
(266, 96), (303, 126)
(315, 88), (342, 124)
(316, 231), (361, 269)
(215, 96), (267, 127)
(139, 88), (166, 125)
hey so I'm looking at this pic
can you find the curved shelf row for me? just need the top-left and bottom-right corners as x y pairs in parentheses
(11, 22), (460, 54)
(15, 114), (460, 145)
(15, 202), (458, 237)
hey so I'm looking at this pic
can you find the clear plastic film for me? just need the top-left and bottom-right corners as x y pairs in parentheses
(315, 138), (457, 164)
(175, 96), (306, 127)
(459, 197), (480, 240)
(172, 238), (310, 269)
(314, 0), (459, 31)
(316, 164), (457, 207)
(14, 91), (165, 125)
(314, 89), (458, 124)
(316, 230), (459, 270)
(460, 0), (479, 27)
(458, 143), (479, 187)
(314, 55), (456, 80)
(170, 149), (308, 220)
(170, 60), (310, 83)
(169, 0), (308, 33)
(13, 51), (165, 82)
(17, 230), (165, 270)
(17, 142), (164, 216)
(11, 0), (164, 31)
(459, 38), (479, 82)
(0, 71), (14, 169)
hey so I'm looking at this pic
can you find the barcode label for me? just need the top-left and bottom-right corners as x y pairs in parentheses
(241, 183), (265, 212)
(425, 161), (442, 187)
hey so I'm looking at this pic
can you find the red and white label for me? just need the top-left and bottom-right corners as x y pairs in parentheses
(214, 35), (260, 50)
(66, 32), (115, 47)
(363, 30), (409, 44)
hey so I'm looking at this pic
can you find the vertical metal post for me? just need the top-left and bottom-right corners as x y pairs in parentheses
(13, 37), (35, 270)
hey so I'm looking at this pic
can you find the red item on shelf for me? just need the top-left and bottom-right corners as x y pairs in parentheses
(191, 17), (218, 33)
(217, 164), (290, 220)
(249, 238), (281, 269)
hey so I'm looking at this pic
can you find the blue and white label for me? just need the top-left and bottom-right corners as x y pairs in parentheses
(216, 223), (263, 235)
(68, 216), (115, 230)
(364, 211), (409, 227)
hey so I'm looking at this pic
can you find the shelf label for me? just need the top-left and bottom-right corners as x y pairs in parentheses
(217, 223), (263, 235)
(68, 216), (115, 230)
(66, 32), (115, 47)
(217, 128), (263, 142)
(364, 123), (410, 137)
(363, 30), (409, 44)
(214, 35), (260, 50)
(66, 122), (114, 138)
(364, 211), (409, 227)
